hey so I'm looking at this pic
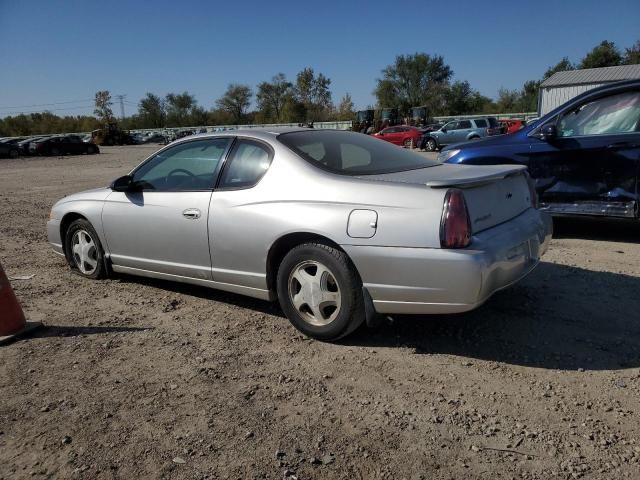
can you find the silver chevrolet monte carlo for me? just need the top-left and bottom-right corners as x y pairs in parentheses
(47, 128), (552, 341)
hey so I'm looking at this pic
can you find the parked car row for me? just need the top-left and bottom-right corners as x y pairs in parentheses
(0, 135), (100, 157)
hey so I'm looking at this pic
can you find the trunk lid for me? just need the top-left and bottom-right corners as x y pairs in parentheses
(363, 163), (532, 233)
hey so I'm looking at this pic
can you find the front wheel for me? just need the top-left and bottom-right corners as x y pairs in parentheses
(403, 138), (413, 148)
(424, 138), (437, 152)
(277, 242), (365, 341)
(64, 219), (106, 279)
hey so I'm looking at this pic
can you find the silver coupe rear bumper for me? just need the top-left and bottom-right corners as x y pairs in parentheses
(344, 208), (552, 315)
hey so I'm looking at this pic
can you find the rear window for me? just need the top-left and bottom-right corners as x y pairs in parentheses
(279, 130), (439, 175)
(459, 120), (472, 129)
(487, 117), (499, 128)
(474, 119), (487, 128)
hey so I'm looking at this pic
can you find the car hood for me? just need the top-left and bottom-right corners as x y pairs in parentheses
(56, 187), (111, 205)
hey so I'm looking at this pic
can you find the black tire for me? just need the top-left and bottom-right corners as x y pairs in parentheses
(277, 242), (365, 341)
(403, 138), (412, 148)
(86, 145), (97, 154)
(64, 219), (106, 280)
(425, 138), (437, 152)
(51, 147), (60, 156)
(8, 148), (18, 159)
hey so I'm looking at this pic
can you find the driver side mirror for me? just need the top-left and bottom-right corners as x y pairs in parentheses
(110, 175), (134, 192)
(540, 124), (557, 141)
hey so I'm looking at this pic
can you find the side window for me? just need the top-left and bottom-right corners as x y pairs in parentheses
(558, 91), (640, 137)
(219, 140), (272, 189)
(298, 141), (326, 161)
(474, 119), (487, 128)
(445, 121), (458, 130)
(459, 120), (472, 129)
(133, 138), (231, 191)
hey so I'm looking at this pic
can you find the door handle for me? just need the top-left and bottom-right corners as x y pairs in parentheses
(182, 208), (201, 219)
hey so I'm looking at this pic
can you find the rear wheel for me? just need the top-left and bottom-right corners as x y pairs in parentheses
(87, 145), (97, 154)
(64, 219), (106, 279)
(425, 138), (437, 152)
(8, 148), (18, 158)
(51, 147), (60, 156)
(403, 138), (413, 148)
(277, 242), (365, 341)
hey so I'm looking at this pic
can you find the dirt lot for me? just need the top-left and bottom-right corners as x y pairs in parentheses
(1, 145), (640, 479)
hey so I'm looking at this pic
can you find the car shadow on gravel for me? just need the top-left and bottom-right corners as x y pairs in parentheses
(344, 261), (640, 371)
(553, 217), (640, 243)
(114, 273), (285, 317)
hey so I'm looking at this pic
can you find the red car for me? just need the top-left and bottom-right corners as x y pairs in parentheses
(499, 119), (526, 135)
(373, 125), (422, 148)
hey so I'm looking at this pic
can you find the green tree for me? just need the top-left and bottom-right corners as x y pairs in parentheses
(579, 40), (622, 69)
(495, 87), (522, 112)
(623, 40), (640, 65)
(543, 57), (575, 80)
(444, 81), (490, 115)
(94, 90), (114, 125)
(138, 93), (166, 128)
(519, 80), (540, 112)
(165, 92), (197, 127)
(256, 73), (293, 123)
(294, 68), (333, 122)
(215, 84), (253, 124)
(374, 53), (453, 116)
(336, 93), (355, 120)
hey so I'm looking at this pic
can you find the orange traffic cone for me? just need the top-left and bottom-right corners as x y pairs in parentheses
(0, 262), (42, 345)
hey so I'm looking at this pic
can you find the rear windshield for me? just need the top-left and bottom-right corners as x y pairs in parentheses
(278, 130), (438, 175)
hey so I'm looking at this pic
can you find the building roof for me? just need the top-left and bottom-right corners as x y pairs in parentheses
(541, 64), (640, 88)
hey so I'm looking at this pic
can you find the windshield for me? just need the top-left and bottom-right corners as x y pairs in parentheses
(278, 130), (439, 175)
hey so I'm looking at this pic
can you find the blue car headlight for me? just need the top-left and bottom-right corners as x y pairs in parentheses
(437, 149), (460, 163)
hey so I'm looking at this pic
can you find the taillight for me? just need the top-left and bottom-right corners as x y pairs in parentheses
(440, 189), (472, 248)
(525, 172), (538, 208)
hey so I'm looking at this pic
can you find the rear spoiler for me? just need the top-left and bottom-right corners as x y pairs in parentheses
(426, 165), (526, 188)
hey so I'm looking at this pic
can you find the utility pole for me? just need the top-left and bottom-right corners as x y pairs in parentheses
(115, 94), (126, 119)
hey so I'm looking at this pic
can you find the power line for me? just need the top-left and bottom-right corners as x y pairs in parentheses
(2, 104), (96, 115)
(0, 98), (94, 111)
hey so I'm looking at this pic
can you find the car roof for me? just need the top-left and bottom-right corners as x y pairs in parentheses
(169, 127), (312, 146)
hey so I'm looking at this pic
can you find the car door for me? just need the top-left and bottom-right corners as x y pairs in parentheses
(209, 139), (274, 289)
(438, 121), (458, 145)
(528, 90), (640, 216)
(102, 137), (233, 279)
(65, 136), (83, 154)
(381, 127), (398, 144)
(455, 120), (473, 142)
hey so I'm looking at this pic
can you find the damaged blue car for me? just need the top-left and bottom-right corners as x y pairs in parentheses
(440, 80), (640, 219)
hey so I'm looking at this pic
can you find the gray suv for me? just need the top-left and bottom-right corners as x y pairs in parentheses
(420, 117), (501, 151)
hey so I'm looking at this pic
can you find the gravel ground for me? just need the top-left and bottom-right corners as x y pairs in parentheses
(1, 145), (640, 479)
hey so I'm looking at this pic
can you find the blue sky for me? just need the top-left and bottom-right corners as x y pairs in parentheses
(0, 0), (638, 117)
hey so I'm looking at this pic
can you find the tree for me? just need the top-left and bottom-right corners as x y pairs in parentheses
(623, 40), (640, 65)
(215, 84), (253, 124)
(165, 92), (197, 127)
(336, 93), (355, 120)
(374, 53), (453, 116)
(579, 40), (622, 69)
(138, 93), (166, 128)
(94, 90), (114, 125)
(256, 73), (293, 123)
(495, 87), (522, 112)
(519, 80), (540, 112)
(294, 68), (333, 122)
(543, 57), (575, 80)
(444, 81), (490, 115)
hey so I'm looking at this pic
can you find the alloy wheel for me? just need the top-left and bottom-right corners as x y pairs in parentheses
(71, 229), (98, 275)
(288, 260), (341, 326)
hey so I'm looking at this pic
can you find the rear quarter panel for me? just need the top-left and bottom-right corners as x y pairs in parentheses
(208, 150), (446, 288)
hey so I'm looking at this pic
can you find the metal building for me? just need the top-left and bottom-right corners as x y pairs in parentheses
(538, 64), (640, 115)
